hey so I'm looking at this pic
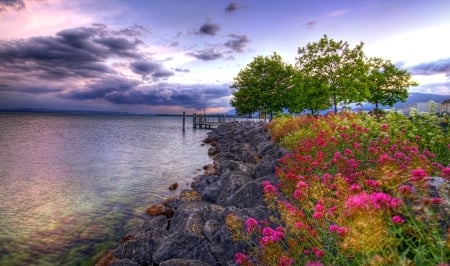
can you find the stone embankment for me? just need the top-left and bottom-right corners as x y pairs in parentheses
(100, 121), (286, 266)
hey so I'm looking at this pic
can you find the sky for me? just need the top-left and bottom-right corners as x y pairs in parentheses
(0, 0), (449, 114)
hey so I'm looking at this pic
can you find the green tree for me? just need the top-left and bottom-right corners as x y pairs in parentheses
(365, 57), (418, 115)
(296, 35), (368, 113)
(286, 71), (330, 115)
(230, 52), (293, 118)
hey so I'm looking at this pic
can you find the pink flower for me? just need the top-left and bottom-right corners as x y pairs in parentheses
(410, 168), (428, 182)
(260, 226), (285, 245)
(313, 211), (324, 219)
(392, 215), (405, 224)
(423, 197), (442, 205)
(346, 192), (371, 210)
(328, 205), (338, 215)
(312, 247), (325, 258)
(278, 256), (294, 266)
(329, 224), (349, 235)
(245, 218), (259, 233)
(378, 154), (392, 164)
(441, 167), (450, 179)
(314, 203), (325, 212)
(293, 189), (305, 200)
(234, 252), (250, 265)
(296, 181), (308, 189)
(398, 184), (415, 196)
(366, 179), (380, 188)
(380, 124), (389, 131)
(262, 181), (278, 196)
(350, 184), (362, 192)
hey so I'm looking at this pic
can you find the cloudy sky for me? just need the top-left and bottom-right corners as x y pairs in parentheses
(0, 0), (449, 114)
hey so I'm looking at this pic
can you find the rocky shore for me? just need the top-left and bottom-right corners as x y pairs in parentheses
(98, 121), (286, 266)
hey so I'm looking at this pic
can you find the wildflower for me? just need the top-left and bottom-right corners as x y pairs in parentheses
(262, 181), (278, 196)
(260, 226), (285, 246)
(293, 189), (305, 200)
(441, 167), (450, 179)
(350, 184), (362, 192)
(312, 247), (325, 258)
(392, 215), (405, 224)
(313, 211), (324, 219)
(380, 124), (389, 131)
(234, 252), (250, 265)
(378, 154), (392, 164)
(245, 218), (259, 233)
(296, 181), (308, 189)
(366, 179), (380, 188)
(410, 168), (427, 182)
(278, 256), (294, 266)
(346, 192), (371, 210)
(422, 197), (442, 205)
(329, 224), (349, 235)
(328, 206), (338, 215)
(398, 184), (415, 196)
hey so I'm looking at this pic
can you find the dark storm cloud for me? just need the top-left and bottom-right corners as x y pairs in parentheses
(224, 34), (249, 52)
(409, 58), (450, 76)
(0, 0), (25, 12)
(61, 77), (140, 100)
(106, 84), (230, 108)
(62, 79), (230, 109)
(198, 22), (221, 36)
(225, 2), (244, 13)
(130, 60), (174, 81)
(0, 24), (147, 93)
(187, 49), (223, 61)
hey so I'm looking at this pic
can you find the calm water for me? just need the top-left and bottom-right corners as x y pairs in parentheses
(0, 113), (211, 265)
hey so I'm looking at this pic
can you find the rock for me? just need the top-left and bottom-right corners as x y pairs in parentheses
(95, 250), (117, 266)
(179, 190), (202, 202)
(104, 121), (282, 265)
(169, 182), (179, 191)
(207, 146), (219, 156)
(146, 204), (166, 216)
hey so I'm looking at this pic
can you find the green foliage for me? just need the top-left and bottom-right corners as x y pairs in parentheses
(365, 57), (417, 115)
(230, 52), (293, 116)
(295, 35), (368, 113)
(231, 36), (418, 116)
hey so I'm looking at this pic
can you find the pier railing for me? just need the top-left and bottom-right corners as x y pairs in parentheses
(182, 112), (258, 130)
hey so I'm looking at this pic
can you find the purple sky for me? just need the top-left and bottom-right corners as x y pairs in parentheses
(0, 0), (449, 114)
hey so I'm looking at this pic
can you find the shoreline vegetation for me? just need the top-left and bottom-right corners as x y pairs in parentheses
(96, 111), (449, 266)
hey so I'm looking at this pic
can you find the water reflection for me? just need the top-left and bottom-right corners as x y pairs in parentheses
(0, 114), (211, 265)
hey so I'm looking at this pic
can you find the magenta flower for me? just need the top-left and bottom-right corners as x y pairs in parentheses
(312, 211), (324, 219)
(234, 252), (249, 265)
(245, 217), (259, 233)
(346, 192), (371, 210)
(350, 184), (362, 192)
(262, 181), (278, 196)
(392, 215), (405, 224)
(441, 167), (450, 179)
(260, 226), (285, 246)
(366, 179), (380, 188)
(398, 184), (415, 196)
(410, 168), (428, 182)
(329, 224), (349, 235)
(278, 256), (294, 266)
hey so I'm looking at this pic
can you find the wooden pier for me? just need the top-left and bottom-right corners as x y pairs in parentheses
(182, 112), (257, 130)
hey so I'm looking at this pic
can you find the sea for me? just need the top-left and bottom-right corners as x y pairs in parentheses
(0, 113), (212, 265)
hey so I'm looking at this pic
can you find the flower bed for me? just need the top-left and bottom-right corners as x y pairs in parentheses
(228, 112), (449, 265)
